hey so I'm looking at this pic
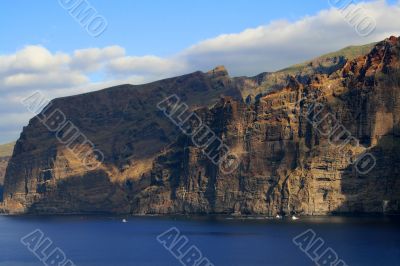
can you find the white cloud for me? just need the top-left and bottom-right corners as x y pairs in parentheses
(71, 45), (125, 72)
(1, 0), (400, 143)
(106, 0), (400, 77)
(178, 0), (400, 75)
(0, 46), (70, 75)
(107, 55), (187, 76)
(0, 112), (33, 128)
(3, 72), (88, 89)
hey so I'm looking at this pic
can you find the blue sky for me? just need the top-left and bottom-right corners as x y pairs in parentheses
(1, 0), (400, 144)
(1, 0), (384, 55)
(2, 1), (324, 54)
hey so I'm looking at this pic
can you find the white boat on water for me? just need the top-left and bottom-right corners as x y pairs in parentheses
(275, 215), (282, 219)
(122, 219), (128, 223)
(291, 215), (299, 220)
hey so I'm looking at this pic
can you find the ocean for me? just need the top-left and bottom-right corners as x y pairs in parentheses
(0, 215), (399, 266)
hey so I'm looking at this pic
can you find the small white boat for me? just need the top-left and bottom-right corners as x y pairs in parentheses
(291, 215), (299, 220)
(275, 214), (282, 219)
(122, 219), (128, 223)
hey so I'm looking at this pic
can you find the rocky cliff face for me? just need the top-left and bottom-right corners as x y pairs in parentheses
(0, 142), (15, 201)
(0, 157), (10, 200)
(2, 37), (400, 215)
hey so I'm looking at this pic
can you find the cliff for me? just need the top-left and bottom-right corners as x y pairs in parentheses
(2, 37), (400, 215)
(0, 142), (15, 201)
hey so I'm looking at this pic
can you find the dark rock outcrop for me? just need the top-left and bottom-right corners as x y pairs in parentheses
(0, 142), (15, 202)
(0, 156), (10, 200)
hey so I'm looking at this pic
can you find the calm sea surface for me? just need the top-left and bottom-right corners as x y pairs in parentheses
(0, 215), (399, 266)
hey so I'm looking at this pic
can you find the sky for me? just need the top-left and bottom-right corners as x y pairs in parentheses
(1, 0), (400, 144)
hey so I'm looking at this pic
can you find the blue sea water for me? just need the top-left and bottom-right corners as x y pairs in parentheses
(0, 215), (399, 266)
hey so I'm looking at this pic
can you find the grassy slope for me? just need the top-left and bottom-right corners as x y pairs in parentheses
(278, 42), (377, 75)
(0, 142), (15, 157)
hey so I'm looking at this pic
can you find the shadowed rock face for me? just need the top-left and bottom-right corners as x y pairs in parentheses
(0, 142), (15, 201)
(2, 37), (400, 215)
(0, 157), (10, 200)
(0, 157), (9, 184)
